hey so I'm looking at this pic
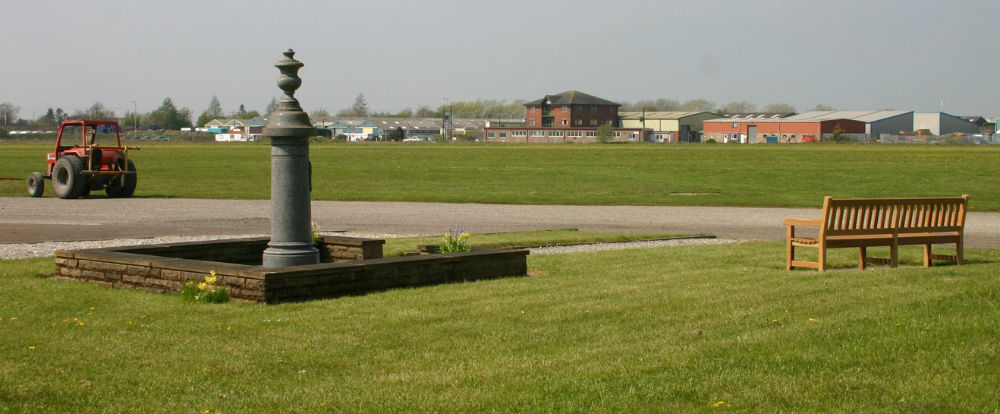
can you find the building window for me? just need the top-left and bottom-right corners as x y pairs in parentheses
(488, 132), (495, 138)
(528, 106), (535, 112)
(724, 133), (729, 139)
(732, 122), (738, 128)
(499, 132), (507, 138)
(591, 105), (598, 112)
(613, 131), (621, 137)
(574, 119), (582, 126)
(549, 130), (562, 137)
(531, 130), (545, 137)
(586, 131), (596, 137)
(512, 130), (526, 137)
(561, 106), (568, 111)
(566, 131), (583, 137)
(561, 119), (568, 125)
(529, 119), (535, 125)
(589, 120), (598, 126)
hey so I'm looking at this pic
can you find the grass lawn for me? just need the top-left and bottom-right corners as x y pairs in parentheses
(2, 143), (999, 210)
(2, 241), (998, 412)
(380, 229), (692, 257)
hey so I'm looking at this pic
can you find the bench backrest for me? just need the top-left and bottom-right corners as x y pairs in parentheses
(894, 195), (968, 234)
(820, 195), (968, 237)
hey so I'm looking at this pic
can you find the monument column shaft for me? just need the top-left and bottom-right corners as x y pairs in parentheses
(262, 137), (317, 267)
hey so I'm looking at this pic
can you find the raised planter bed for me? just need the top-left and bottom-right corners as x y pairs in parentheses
(53, 236), (528, 304)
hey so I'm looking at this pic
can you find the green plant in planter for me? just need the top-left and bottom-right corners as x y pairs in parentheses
(440, 225), (471, 253)
(180, 270), (230, 304)
(311, 221), (322, 244)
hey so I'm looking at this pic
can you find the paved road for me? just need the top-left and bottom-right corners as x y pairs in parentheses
(2, 197), (999, 248)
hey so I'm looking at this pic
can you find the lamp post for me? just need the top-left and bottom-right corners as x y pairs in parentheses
(261, 49), (319, 267)
(131, 100), (137, 135)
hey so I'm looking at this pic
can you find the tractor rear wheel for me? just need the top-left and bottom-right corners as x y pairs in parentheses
(26, 172), (44, 197)
(52, 156), (85, 199)
(106, 159), (137, 198)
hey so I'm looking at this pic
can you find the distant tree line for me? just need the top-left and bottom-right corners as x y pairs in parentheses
(2, 93), (847, 132)
(618, 99), (842, 115)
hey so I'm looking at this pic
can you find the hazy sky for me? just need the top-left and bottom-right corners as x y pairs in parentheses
(2, 0), (998, 119)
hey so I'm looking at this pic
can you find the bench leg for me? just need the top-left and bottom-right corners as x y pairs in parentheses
(786, 241), (794, 271)
(956, 239), (963, 265)
(818, 247), (826, 272)
(924, 244), (932, 267)
(858, 247), (867, 270)
(890, 243), (898, 268)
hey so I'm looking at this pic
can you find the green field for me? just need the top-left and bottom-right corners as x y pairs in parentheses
(2, 143), (999, 210)
(2, 241), (998, 412)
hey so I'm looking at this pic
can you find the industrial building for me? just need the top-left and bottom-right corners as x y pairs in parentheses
(912, 111), (981, 135)
(618, 111), (719, 143)
(485, 91), (645, 143)
(703, 116), (866, 143)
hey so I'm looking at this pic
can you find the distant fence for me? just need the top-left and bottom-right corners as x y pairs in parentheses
(875, 134), (999, 145)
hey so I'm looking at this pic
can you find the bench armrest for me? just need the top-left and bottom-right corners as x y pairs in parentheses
(782, 218), (821, 228)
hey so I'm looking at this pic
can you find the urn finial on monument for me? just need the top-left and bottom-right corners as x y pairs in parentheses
(264, 49), (316, 138)
(262, 49), (319, 267)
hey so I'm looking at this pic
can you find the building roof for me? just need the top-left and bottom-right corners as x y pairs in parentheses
(618, 111), (718, 120)
(724, 112), (795, 119)
(786, 111), (912, 122)
(525, 90), (621, 107)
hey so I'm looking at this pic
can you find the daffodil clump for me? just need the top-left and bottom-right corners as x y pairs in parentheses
(181, 270), (230, 304)
(439, 225), (472, 253)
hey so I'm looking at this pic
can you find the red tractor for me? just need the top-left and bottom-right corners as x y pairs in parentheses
(27, 120), (138, 199)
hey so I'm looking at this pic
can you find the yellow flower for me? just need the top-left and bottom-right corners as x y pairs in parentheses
(712, 401), (728, 408)
(205, 271), (217, 285)
(808, 318), (816, 323)
(197, 282), (208, 291)
(27, 346), (35, 350)
(9, 317), (16, 321)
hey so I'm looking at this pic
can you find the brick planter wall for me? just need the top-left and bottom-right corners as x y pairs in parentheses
(53, 237), (527, 304)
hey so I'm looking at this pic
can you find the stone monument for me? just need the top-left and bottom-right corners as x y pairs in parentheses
(261, 49), (319, 267)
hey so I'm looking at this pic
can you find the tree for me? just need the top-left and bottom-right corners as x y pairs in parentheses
(244, 110), (261, 119)
(720, 101), (757, 115)
(762, 103), (796, 113)
(122, 111), (142, 131)
(596, 123), (614, 143)
(414, 105), (434, 118)
(680, 99), (716, 112)
(310, 109), (331, 121)
(35, 108), (56, 125)
(811, 104), (835, 111)
(265, 97), (279, 116)
(196, 112), (213, 127)
(387, 126), (404, 141)
(351, 94), (369, 117)
(205, 95), (224, 119)
(147, 97), (192, 130)
(74, 102), (115, 120)
(237, 104), (247, 118)
(0, 102), (20, 125)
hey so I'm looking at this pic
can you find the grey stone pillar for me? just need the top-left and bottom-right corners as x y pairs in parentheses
(262, 49), (319, 267)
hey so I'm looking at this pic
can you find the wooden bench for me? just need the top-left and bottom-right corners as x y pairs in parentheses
(784, 195), (968, 271)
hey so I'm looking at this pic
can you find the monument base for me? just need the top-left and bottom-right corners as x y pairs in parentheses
(263, 241), (319, 267)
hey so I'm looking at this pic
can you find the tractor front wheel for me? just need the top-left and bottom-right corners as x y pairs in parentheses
(106, 159), (137, 198)
(52, 156), (85, 199)
(26, 172), (44, 197)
